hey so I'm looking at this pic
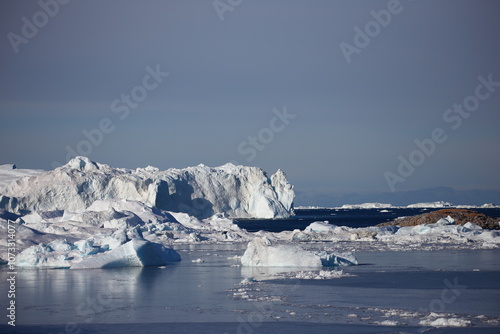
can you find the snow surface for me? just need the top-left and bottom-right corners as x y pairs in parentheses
(419, 314), (472, 327)
(71, 238), (181, 269)
(340, 202), (393, 209)
(240, 237), (358, 267)
(0, 164), (44, 190)
(406, 201), (453, 208)
(16, 235), (180, 268)
(0, 156), (294, 219)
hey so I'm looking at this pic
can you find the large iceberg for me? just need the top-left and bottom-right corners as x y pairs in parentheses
(0, 156), (294, 219)
(71, 239), (181, 269)
(16, 237), (181, 269)
(240, 237), (358, 267)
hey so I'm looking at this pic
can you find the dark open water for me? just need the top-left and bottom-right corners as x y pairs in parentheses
(235, 208), (500, 232)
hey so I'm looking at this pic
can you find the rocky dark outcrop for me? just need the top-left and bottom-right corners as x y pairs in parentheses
(378, 209), (500, 230)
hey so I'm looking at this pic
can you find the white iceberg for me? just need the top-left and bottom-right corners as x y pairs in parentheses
(304, 221), (336, 233)
(1, 156), (294, 219)
(71, 239), (181, 269)
(340, 203), (393, 209)
(16, 239), (77, 267)
(16, 234), (181, 269)
(406, 201), (453, 208)
(419, 316), (471, 327)
(240, 237), (357, 267)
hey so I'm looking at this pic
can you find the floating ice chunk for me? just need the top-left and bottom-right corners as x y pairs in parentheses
(304, 221), (336, 233)
(340, 203), (393, 209)
(169, 211), (203, 229)
(375, 320), (399, 326)
(17, 243), (71, 267)
(419, 317), (471, 327)
(240, 237), (357, 267)
(435, 216), (454, 225)
(71, 239), (181, 269)
(291, 269), (351, 279)
(463, 222), (482, 231)
(291, 229), (312, 242)
(407, 201), (453, 208)
(317, 251), (358, 266)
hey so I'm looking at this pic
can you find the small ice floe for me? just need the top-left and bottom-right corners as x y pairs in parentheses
(191, 258), (204, 263)
(419, 313), (471, 327)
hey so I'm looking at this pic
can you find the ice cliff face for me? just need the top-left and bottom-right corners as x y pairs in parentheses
(0, 156), (294, 219)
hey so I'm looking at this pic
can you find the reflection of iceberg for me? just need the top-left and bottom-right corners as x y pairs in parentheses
(240, 237), (357, 267)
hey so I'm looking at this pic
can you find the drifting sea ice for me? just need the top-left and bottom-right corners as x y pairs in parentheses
(16, 236), (181, 269)
(240, 236), (358, 267)
(71, 238), (181, 269)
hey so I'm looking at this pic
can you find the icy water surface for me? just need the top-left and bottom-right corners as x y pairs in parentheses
(236, 207), (500, 232)
(1, 245), (500, 333)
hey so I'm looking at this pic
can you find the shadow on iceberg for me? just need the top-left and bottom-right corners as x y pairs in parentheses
(71, 239), (181, 269)
(240, 237), (357, 267)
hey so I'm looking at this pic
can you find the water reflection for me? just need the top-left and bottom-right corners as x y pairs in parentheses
(7, 245), (247, 325)
(14, 265), (179, 324)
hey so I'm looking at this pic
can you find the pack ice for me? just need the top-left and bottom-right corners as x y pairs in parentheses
(240, 237), (358, 267)
(15, 235), (181, 269)
(0, 156), (294, 219)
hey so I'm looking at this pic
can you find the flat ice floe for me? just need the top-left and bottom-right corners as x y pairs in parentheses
(240, 236), (358, 267)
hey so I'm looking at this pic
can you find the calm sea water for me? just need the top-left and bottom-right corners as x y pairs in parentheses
(1, 245), (500, 333)
(236, 208), (500, 232)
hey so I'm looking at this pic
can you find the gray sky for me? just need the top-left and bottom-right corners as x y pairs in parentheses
(1, 0), (499, 205)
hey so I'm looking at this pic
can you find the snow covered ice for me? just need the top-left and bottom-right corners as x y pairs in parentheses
(0, 156), (294, 219)
(240, 236), (358, 267)
(71, 238), (181, 269)
(15, 234), (181, 268)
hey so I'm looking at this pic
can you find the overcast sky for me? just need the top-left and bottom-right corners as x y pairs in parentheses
(1, 0), (499, 205)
